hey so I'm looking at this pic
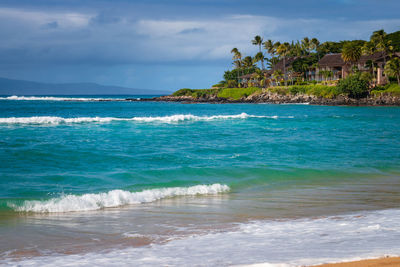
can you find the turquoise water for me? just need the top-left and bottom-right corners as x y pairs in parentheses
(1, 99), (400, 205)
(1, 97), (400, 265)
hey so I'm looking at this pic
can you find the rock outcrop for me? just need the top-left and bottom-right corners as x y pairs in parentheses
(127, 92), (400, 106)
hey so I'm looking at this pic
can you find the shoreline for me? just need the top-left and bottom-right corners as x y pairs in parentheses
(313, 256), (400, 267)
(129, 93), (400, 106)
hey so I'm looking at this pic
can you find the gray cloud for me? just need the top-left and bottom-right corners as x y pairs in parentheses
(0, 2), (399, 90)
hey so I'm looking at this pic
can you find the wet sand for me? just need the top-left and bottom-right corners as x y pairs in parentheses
(314, 257), (400, 267)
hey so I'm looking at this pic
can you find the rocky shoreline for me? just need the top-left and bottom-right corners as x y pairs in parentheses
(128, 92), (400, 106)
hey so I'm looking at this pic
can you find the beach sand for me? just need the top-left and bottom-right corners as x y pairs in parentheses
(313, 257), (400, 267)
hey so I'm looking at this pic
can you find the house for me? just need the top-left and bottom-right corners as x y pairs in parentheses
(238, 52), (399, 88)
(316, 52), (400, 85)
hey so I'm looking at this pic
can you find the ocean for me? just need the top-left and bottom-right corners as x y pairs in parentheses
(0, 95), (400, 266)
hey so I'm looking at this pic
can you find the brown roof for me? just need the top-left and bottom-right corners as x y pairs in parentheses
(238, 73), (254, 79)
(319, 52), (400, 67)
(318, 53), (344, 67)
(273, 57), (298, 71)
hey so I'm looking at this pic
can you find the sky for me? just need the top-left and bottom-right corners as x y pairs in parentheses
(0, 0), (399, 92)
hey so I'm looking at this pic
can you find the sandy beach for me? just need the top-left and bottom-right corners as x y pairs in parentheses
(314, 257), (400, 267)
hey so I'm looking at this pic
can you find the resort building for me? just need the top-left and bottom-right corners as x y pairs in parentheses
(315, 52), (399, 85)
(239, 52), (400, 87)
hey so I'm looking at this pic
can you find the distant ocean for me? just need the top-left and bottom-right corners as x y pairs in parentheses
(1, 95), (400, 266)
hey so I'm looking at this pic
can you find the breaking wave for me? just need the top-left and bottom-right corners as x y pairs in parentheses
(0, 113), (289, 125)
(8, 184), (230, 213)
(0, 95), (124, 101)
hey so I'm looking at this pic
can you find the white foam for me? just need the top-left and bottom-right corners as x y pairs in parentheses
(0, 116), (117, 124)
(0, 95), (124, 101)
(0, 113), (283, 125)
(4, 209), (400, 266)
(9, 184), (230, 213)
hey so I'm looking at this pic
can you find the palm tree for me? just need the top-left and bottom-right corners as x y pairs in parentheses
(384, 58), (400, 85)
(231, 48), (242, 82)
(341, 42), (361, 74)
(364, 59), (376, 78)
(320, 70), (333, 82)
(263, 40), (275, 55)
(311, 38), (321, 60)
(276, 42), (290, 86)
(252, 35), (264, 70)
(253, 69), (264, 87)
(254, 52), (265, 70)
(273, 70), (283, 85)
(362, 42), (377, 77)
(370, 30), (394, 64)
(263, 40), (278, 70)
(267, 57), (279, 70)
(243, 56), (254, 69)
(301, 37), (311, 55)
(290, 41), (303, 57)
(312, 62), (320, 81)
(311, 38), (320, 52)
(231, 48), (242, 61)
(300, 62), (309, 81)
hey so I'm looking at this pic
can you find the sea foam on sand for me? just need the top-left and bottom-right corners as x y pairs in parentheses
(3, 209), (400, 266)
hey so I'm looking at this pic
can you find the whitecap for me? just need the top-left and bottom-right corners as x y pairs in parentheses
(9, 184), (230, 213)
(0, 113), (284, 125)
(0, 95), (124, 101)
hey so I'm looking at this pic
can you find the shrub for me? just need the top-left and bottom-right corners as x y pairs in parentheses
(172, 88), (194, 96)
(267, 84), (341, 98)
(217, 87), (261, 100)
(226, 80), (238, 88)
(372, 83), (400, 97)
(337, 73), (369, 99)
(212, 83), (225, 88)
(172, 88), (220, 98)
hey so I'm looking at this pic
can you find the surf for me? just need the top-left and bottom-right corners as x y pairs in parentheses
(8, 184), (230, 213)
(0, 113), (290, 125)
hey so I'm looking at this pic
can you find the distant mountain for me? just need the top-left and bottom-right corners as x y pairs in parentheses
(0, 77), (169, 95)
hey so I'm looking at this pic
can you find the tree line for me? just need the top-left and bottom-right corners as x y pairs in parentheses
(222, 30), (400, 87)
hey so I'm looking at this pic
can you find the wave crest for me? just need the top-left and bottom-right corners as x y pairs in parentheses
(0, 95), (124, 101)
(0, 113), (283, 125)
(9, 184), (230, 213)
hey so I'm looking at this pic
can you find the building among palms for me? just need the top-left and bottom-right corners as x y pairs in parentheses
(315, 52), (400, 84)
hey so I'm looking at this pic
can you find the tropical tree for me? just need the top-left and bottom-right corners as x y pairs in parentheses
(362, 41), (376, 56)
(384, 57), (400, 85)
(301, 37), (312, 55)
(252, 35), (264, 69)
(290, 41), (303, 57)
(253, 69), (265, 87)
(341, 42), (362, 73)
(264, 40), (275, 55)
(267, 57), (279, 70)
(273, 70), (283, 85)
(320, 70), (333, 82)
(364, 59), (376, 77)
(264, 39), (278, 70)
(276, 42), (291, 86)
(254, 52), (265, 70)
(311, 38), (320, 52)
(231, 47), (242, 61)
(243, 56), (255, 69)
(231, 48), (242, 81)
(371, 29), (394, 64)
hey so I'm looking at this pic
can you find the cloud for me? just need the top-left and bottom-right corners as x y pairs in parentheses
(0, 7), (91, 28)
(0, 6), (399, 67)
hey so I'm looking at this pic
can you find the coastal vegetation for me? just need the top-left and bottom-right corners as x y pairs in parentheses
(171, 29), (400, 103)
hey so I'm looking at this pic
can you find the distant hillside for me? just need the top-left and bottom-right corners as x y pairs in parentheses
(0, 77), (169, 95)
